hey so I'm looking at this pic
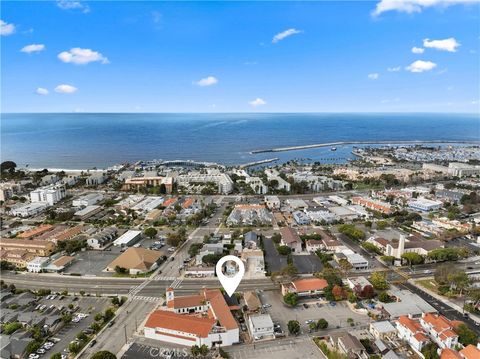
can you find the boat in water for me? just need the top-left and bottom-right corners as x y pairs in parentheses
(331, 147), (337, 151)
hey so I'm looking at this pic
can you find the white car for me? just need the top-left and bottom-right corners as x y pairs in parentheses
(29, 354), (39, 359)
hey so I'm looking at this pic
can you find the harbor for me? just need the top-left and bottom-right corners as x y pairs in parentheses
(250, 140), (480, 154)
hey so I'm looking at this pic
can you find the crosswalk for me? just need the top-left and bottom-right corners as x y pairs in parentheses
(132, 295), (162, 302)
(153, 275), (176, 281)
(170, 278), (183, 289)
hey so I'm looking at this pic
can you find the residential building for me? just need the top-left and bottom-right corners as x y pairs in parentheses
(329, 332), (367, 359)
(264, 195), (280, 210)
(245, 176), (268, 195)
(248, 314), (274, 339)
(226, 204), (273, 226)
(292, 211), (310, 225)
(86, 173), (107, 186)
(460, 344), (480, 359)
(351, 197), (392, 215)
(0, 250), (36, 268)
(396, 315), (429, 352)
(0, 182), (22, 201)
(281, 277), (328, 297)
(280, 227), (302, 253)
(87, 227), (117, 250)
(176, 172), (233, 194)
(30, 184), (66, 205)
(305, 239), (322, 253)
(131, 196), (164, 213)
(0, 239), (55, 256)
(369, 321), (396, 340)
(420, 313), (459, 349)
(124, 176), (173, 193)
(264, 168), (290, 192)
(18, 225), (54, 239)
(244, 231), (259, 249)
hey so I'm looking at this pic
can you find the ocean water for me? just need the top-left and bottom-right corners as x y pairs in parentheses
(1, 113), (479, 169)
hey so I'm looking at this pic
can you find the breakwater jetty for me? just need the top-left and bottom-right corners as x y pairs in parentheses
(250, 140), (480, 154)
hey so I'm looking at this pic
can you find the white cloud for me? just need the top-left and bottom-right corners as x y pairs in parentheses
(249, 98), (267, 107)
(57, 0), (90, 13)
(35, 88), (49, 95)
(194, 76), (218, 87)
(372, 0), (476, 16)
(58, 48), (109, 65)
(0, 20), (15, 36)
(368, 73), (379, 80)
(405, 60), (437, 73)
(411, 46), (424, 54)
(272, 28), (302, 43)
(54, 84), (78, 93)
(21, 44), (45, 53)
(423, 37), (460, 52)
(387, 66), (401, 72)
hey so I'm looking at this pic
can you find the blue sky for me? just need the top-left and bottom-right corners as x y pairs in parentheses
(1, 0), (479, 113)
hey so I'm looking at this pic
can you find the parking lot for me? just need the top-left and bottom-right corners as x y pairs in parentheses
(257, 291), (370, 334)
(41, 295), (112, 356)
(292, 254), (323, 274)
(63, 249), (121, 277)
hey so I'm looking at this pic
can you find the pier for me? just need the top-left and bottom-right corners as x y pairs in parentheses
(250, 140), (480, 154)
(239, 158), (279, 168)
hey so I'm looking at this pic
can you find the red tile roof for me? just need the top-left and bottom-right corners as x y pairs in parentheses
(292, 278), (328, 292)
(460, 344), (480, 359)
(145, 310), (215, 338)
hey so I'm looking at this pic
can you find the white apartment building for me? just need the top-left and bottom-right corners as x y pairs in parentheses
(86, 173), (107, 186)
(30, 184), (66, 205)
(264, 169), (290, 192)
(177, 172), (233, 194)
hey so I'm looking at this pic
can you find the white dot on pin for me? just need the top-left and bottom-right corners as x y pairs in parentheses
(215, 255), (245, 297)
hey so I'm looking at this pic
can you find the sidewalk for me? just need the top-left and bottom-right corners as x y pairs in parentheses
(409, 279), (480, 324)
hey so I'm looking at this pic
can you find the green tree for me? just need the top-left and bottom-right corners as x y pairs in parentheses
(317, 318), (328, 329)
(50, 353), (62, 359)
(68, 342), (81, 354)
(421, 342), (439, 359)
(1, 161), (16, 174)
(283, 292), (298, 307)
(378, 291), (392, 303)
(26, 341), (41, 355)
(114, 266), (128, 275)
(144, 227), (158, 239)
(91, 351), (117, 359)
(103, 308), (115, 322)
(401, 252), (424, 267)
(456, 324), (478, 346)
(370, 271), (389, 290)
(277, 245), (292, 255)
(287, 320), (300, 335)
